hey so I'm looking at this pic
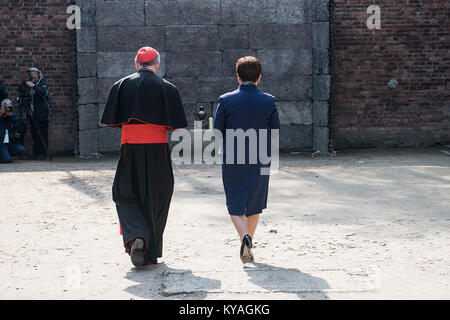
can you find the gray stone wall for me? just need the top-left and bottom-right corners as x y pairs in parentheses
(75, 0), (330, 156)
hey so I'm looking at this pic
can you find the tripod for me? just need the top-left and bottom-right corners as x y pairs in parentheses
(17, 96), (52, 161)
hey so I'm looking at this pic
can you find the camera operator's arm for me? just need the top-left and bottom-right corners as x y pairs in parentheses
(27, 79), (48, 98)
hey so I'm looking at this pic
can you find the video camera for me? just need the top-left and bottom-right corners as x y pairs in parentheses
(16, 81), (32, 109)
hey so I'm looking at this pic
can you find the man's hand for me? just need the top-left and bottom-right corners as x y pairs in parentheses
(25, 81), (35, 88)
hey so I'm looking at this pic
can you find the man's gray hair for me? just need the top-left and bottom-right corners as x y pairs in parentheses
(135, 53), (160, 68)
(1, 99), (12, 107)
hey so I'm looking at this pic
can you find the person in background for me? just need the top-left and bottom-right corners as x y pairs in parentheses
(0, 81), (8, 101)
(25, 67), (50, 160)
(0, 99), (26, 163)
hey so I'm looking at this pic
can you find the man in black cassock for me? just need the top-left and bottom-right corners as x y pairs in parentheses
(101, 47), (187, 266)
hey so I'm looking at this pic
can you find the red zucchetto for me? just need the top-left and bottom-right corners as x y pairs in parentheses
(135, 46), (159, 63)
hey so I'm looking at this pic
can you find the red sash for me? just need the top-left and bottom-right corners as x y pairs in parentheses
(121, 124), (168, 145)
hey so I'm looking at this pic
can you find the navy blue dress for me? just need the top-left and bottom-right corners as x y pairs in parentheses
(214, 83), (280, 216)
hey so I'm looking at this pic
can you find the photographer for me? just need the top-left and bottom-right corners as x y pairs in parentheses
(25, 67), (50, 160)
(0, 99), (25, 163)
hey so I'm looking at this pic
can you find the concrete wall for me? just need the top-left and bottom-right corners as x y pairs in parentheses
(75, 0), (330, 156)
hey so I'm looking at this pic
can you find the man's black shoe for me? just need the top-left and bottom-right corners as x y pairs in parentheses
(35, 154), (47, 161)
(130, 238), (145, 267)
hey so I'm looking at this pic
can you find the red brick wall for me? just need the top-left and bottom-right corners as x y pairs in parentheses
(330, 0), (449, 149)
(0, 0), (77, 154)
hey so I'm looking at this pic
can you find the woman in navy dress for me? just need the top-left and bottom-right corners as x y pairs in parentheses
(214, 56), (280, 264)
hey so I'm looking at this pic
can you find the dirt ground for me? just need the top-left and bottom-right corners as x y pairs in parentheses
(0, 146), (449, 300)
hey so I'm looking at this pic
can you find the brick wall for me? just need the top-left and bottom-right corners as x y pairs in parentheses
(0, 0), (77, 155)
(76, 0), (331, 156)
(330, 0), (449, 149)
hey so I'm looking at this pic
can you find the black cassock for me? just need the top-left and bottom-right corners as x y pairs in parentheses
(101, 69), (187, 264)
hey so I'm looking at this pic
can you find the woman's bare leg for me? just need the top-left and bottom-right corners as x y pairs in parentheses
(230, 215), (249, 241)
(247, 214), (260, 239)
(230, 214), (260, 240)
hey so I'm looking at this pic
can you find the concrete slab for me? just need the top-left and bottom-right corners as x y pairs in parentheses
(162, 267), (376, 296)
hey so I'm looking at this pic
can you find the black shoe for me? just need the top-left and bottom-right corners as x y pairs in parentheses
(35, 154), (47, 161)
(130, 238), (145, 267)
(240, 234), (253, 264)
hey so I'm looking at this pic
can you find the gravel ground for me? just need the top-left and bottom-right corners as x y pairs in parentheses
(0, 146), (449, 299)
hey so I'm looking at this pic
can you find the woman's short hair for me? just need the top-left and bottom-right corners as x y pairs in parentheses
(235, 56), (262, 82)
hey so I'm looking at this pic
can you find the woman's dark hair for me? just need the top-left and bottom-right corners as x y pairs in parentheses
(235, 56), (262, 82)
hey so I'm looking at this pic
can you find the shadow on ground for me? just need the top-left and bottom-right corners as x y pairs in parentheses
(122, 261), (330, 299)
(244, 262), (330, 299)
(123, 262), (221, 299)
